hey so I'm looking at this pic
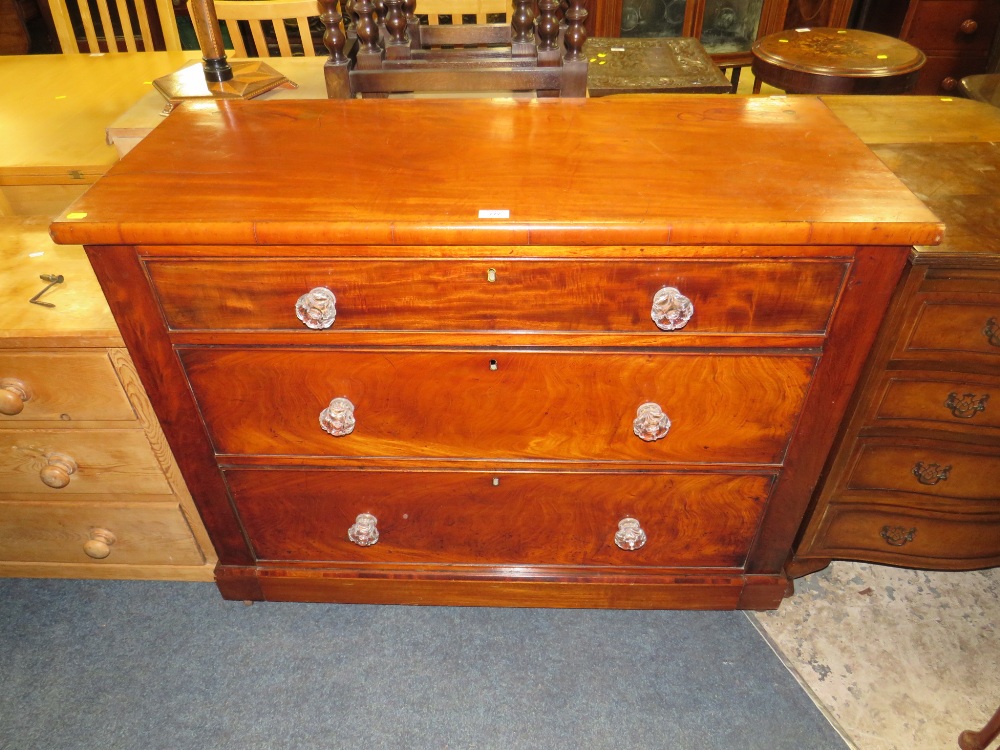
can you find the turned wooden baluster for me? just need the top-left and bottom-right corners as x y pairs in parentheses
(320, 0), (352, 98)
(511, 0), (535, 55)
(536, 0), (560, 56)
(560, 0), (588, 97)
(320, 0), (347, 63)
(563, 0), (586, 61)
(354, 0), (382, 58)
(402, 0), (419, 49)
(342, 0), (358, 38)
(384, 0), (409, 53)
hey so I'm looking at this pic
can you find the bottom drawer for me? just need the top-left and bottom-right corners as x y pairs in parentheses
(225, 469), (774, 568)
(0, 501), (205, 566)
(811, 504), (1000, 565)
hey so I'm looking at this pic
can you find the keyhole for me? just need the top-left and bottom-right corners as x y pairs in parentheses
(489, 359), (498, 371)
(487, 268), (497, 283)
(492, 477), (500, 486)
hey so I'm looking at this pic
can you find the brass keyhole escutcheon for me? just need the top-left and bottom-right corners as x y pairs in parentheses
(487, 268), (497, 283)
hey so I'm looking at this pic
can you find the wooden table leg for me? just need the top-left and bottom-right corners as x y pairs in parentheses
(959, 703), (1000, 750)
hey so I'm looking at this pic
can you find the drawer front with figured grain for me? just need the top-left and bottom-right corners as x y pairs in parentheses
(147, 258), (848, 335)
(226, 469), (774, 567)
(812, 504), (1000, 564)
(871, 372), (999, 435)
(905, 0), (1000, 54)
(0, 501), (205, 565)
(896, 296), (1000, 364)
(845, 439), (1000, 502)
(0, 351), (135, 423)
(180, 348), (817, 463)
(0, 429), (173, 495)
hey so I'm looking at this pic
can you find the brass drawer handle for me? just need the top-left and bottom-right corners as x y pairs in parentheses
(633, 402), (671, 442)
(650, 286), (694, 331)
(0, 377), (32, 416)
(84, 528), (117, 559)
(984, 317), (999, 348)
(614, 517), (647, 550)
(880, 525), (916, 547)
(348, 513), (379, 546)
(319, 397), (356, 436)
(295, 287), (337, 329)
(945, 392), (989, 419)
(912, 461), (951, 486)
(40, 452), (78, 489)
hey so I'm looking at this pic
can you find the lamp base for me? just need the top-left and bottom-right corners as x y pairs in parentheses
(153, 60), (295, 112)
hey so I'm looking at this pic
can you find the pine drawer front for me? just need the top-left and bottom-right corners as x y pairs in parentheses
(0, 351), (135, 424)
(225, 469), (774, 568)
(904, 0), (1000, 54)
(870, 372), (999, 435)
(0, 501), (205, 565)
(811, 504), (1000, 566)
(896, 296), (1000, 365)
(844, 439), (1000, 503)
(0, 430), (173, 495)
(145, 257), (848, 336)
(180, 349), (816, 463)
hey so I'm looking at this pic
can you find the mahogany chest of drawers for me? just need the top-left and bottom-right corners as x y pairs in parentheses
(50, 96), (941, 608)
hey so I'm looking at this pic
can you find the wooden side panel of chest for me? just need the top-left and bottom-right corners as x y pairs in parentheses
(790, 262), (1000, 574)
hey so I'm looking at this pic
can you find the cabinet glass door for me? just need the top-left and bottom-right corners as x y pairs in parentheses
(620, 0), (688, 37)
(699, 0), (765, 54)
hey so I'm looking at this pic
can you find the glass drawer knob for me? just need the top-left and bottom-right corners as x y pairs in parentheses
(633, 402), (671, 442)
(614, 517), (647, 550)
(348, 513), (379, 546)
(296, 287), (337, 329)
(319, 397), (356, 436)
(651, 286), (694, 331)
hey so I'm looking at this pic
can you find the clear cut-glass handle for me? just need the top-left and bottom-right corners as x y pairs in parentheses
(296, 287), (337, 329)
(348, 513), (379, 546)
(319, 397), (355, 436)
(650, 286), (694, 331)
(614, 517), (647, 550)
(633, 402), (671, 442)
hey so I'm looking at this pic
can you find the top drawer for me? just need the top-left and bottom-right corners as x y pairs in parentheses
(0, 352), (135, 424)
(904, 0), (1000, 54)
(894, 293), (1000, 366)
(145, 258), (848, 336)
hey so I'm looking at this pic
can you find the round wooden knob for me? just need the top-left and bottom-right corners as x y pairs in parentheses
(941, 77), (958, 91)
(0, 378), (32, 416)
(39, 452), (78, 488)
(959, 19), (978, 34)
(83, 528), (117, 559)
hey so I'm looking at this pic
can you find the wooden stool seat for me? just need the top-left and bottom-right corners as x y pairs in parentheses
(751, 28), (926, 95)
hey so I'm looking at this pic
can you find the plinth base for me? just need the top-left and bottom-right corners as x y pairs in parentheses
(153, 60), (294, 112)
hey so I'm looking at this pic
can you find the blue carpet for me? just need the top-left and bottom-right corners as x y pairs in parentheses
(0, 579), (846, 750)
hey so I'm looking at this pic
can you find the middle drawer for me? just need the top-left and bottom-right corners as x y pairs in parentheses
(180, 348), (816, 463)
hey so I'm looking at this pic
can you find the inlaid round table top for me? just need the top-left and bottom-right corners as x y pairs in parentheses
(753, 27), (926, 78)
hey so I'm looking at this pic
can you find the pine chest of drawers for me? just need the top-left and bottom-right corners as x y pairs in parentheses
(50, 96), (941, 608)
(0, 217), (216, 580)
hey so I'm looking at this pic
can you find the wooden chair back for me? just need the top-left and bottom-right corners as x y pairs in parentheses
(199, 0), (323, 57)
(46, 0), (181, 53)
(415, 0), (511, 25)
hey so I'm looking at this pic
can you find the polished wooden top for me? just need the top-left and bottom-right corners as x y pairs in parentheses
(823, 96), (1000, 264)
(754, 28), (925, 78)
(0, 217), (121, 347)
(584, 38), (731, 96)
(0, 51), (199, 185)
(51, 96), (942, 248)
